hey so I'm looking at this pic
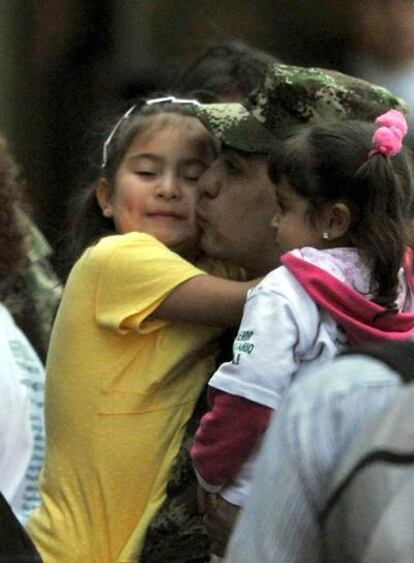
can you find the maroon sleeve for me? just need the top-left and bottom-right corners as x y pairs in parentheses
(191, 388), (273, 488)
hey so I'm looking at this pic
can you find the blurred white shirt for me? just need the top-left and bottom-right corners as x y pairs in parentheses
(0, 303), (45, 523)
(224, 354), (401, 563)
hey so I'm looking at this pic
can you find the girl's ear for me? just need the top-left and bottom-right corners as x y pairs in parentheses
(324, 202), (351, 242)
(96, 178), (113, 218)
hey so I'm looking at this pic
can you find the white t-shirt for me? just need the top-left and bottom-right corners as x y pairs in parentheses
(209, 256), (349, 505)
(210, 263), (347, 406)
(0, 303), (45, 523)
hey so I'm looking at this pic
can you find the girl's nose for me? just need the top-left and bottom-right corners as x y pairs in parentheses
(156, 174), (181, 199)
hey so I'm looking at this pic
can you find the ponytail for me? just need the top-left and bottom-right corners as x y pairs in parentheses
(352, 152), (412, 309)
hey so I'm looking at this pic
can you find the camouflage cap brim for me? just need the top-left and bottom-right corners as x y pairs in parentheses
(195, 64), (409, 154)
(195, 103), (280, 153)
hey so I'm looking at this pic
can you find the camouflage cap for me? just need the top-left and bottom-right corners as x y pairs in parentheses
(195, 63), (408, 153)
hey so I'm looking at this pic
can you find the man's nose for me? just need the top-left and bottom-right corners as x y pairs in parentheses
(198, 165), (220, 199)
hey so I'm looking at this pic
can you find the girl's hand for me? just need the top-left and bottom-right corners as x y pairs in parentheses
(203, 494), (241, 557)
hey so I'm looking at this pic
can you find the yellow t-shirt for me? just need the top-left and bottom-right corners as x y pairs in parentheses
(28, 233), (241, 563)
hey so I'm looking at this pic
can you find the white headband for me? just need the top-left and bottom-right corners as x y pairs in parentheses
(101, 96), (201, 168)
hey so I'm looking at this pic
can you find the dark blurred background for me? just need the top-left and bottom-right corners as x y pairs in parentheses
(1, 0), (414, 260)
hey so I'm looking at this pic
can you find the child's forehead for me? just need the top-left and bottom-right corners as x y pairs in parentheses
(140, 113), (209, 139)
(131, 113), (216, 154)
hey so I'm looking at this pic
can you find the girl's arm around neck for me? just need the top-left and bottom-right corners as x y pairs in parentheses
(151, 275), (260, 327)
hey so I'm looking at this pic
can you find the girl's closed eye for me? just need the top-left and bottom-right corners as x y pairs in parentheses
(182, 162), (208, 182)
(130, 155), (160, 178)
(135, 169), (157, 178)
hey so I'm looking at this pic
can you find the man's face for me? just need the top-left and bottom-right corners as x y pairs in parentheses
(197, 148), (280, 275)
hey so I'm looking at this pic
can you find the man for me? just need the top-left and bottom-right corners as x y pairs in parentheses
(141, 63), (406, 563)
(198, 149), (279, 277)
(192, 63), (407, 558)
(196, 63), (406, 278)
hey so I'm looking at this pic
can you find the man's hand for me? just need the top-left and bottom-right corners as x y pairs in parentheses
(201, 491), (241, 557)
(197, 486), (218, 514)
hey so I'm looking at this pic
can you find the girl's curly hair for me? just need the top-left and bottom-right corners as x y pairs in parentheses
(0, 138), (29, 284)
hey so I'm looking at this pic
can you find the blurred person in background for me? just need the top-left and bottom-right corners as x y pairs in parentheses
(0, 490), (41, 562)
(222, 343), (411, 563)
(6, 217), (62, 363)
(173, 39), (278, 102)
(0, 137), (45, 525)
(347, 0), (414, 116)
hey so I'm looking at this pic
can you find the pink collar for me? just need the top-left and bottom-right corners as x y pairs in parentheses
(281, 248), (414, 345)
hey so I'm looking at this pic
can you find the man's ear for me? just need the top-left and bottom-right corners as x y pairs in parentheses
(96, 178), (113, 218)
(324, 202), (351, 241)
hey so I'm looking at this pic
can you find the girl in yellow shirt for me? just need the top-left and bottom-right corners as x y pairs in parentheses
(27, 98), (256, 562)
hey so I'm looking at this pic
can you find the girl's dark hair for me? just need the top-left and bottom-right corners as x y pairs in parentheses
(268, 120), (414, 312)
(0, 139), (28, 287)
(66, 100), (213, 274)
(173, 40), (278, 102)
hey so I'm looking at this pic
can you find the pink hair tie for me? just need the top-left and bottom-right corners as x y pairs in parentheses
(369, 109), (408, 158)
